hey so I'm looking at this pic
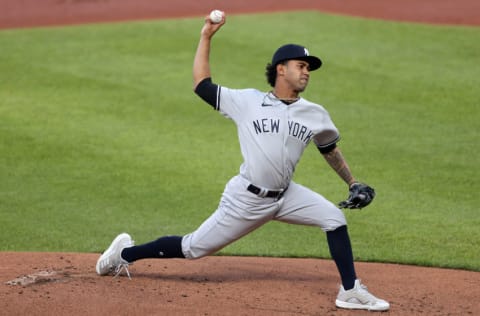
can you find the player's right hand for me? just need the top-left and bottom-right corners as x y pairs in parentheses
(201, 13), (226, 38)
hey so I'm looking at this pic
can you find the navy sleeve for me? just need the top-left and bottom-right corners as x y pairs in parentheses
(317, 142), (337, 154)
(194, 77), (220, 109)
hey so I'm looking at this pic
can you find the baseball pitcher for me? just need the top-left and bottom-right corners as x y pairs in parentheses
(96, 12), (389, 311)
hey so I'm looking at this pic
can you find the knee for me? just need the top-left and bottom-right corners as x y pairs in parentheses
(322, 216), (347, 232)
(181, 234), (212, 259)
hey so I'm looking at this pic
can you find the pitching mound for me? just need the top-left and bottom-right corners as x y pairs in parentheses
(1, 252), (479, 315)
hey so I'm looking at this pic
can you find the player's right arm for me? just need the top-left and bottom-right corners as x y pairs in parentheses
(193, 14), (225, 89)
(192, 13), (242, 120)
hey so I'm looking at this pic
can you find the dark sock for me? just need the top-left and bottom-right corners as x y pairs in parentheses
(326, 225), (356, 290)
(121, 235), (185, 263)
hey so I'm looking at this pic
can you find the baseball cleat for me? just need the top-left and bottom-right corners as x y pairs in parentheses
(96, 233), (134, 278)
(335, 279), (390, 311)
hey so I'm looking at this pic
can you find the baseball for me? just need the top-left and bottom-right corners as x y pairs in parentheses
(209, 10), (224, 24)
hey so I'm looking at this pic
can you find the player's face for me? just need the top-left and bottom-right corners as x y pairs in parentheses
(282, 60), (310, 93)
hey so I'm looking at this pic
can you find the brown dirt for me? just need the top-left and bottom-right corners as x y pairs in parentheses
(2, 1), (480, 315)
(1, 0), (479, 29)
(2, 252), (480, 315)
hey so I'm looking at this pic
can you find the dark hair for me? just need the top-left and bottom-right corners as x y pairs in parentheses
(265, 62), (277, 87)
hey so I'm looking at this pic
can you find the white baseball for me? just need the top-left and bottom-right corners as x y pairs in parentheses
(209, 10), (224, 24)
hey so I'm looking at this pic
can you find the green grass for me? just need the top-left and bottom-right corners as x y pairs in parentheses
(1, 12), (479, 271)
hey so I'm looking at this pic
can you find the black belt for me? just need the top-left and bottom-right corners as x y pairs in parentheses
(247, 184), (288, 199)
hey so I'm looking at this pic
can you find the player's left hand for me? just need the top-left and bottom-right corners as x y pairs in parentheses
(338, 182), (375, 209)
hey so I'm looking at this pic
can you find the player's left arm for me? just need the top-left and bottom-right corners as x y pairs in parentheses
(313, 129), (354, 186)
(320, 146), (356, 186)
(312, 110), (375, 209)
(321, 145), (376, 209)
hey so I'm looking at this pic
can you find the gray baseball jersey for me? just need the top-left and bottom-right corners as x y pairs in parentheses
(218, 88), (339, 190)
(182, 86), (346, 259)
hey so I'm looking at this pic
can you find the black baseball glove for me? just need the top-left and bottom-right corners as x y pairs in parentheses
(338, 182), (376, 209)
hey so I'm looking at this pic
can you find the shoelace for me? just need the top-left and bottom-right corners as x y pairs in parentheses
(357, 283), (380, 303)
(114, 263), (131, 280)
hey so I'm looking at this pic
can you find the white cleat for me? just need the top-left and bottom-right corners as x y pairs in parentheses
(335, 279), (390, 311)
(96, 233), (134, 278)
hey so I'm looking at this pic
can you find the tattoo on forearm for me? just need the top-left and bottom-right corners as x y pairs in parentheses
(323, 148), (355, 185)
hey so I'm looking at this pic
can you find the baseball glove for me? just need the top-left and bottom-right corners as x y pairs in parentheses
(338, 182), (375, 209)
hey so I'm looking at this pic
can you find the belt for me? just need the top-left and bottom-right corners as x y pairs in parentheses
(247, 184), (288, 199)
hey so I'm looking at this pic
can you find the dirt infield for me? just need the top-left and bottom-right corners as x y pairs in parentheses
(1, 0), (479, 29)
(2, 252), (480, 315)
(1, 1), (480, 315)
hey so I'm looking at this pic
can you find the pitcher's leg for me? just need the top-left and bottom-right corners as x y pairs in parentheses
(122, 236), (184, 262)
(116, 176), (279, 265)
(274, 182), (355, 289)
(326, 225), (356, 290)
(119, 200), (274, 263)
(182, 176), (281, 259)
(182, 200), (275, 259)
(274, 182), (346, 230)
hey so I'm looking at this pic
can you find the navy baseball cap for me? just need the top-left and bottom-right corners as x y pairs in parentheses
(271, 44), (322, 71)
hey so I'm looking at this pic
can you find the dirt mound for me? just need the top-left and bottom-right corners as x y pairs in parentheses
(1, 252), (479, 315)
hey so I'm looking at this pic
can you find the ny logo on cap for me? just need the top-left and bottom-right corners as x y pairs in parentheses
(304, 48), (310, 56)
